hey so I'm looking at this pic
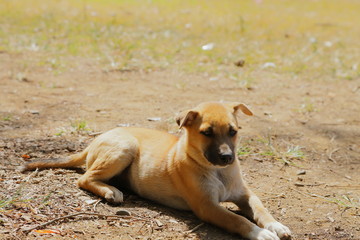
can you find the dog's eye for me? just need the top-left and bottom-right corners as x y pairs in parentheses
(229, 129), (237, 137)
(200, 129), (214, 137)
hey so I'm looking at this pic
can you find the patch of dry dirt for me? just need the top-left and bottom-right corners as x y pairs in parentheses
(1, 52), (360, 239)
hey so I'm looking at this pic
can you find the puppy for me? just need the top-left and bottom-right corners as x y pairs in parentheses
(21, 102), (291, 240)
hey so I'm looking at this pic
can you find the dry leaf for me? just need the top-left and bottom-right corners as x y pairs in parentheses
(147, 117), (161, 122)
(21, 154), (31, 159)
(154, 219), (164, 227)
(33, 229), (61, 234)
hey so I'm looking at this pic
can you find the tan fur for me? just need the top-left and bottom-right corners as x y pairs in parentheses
(21, 102), (291, 240)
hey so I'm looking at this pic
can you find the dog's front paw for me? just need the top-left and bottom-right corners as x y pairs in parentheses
(265, 222), (291, 240)
(105, 188), (124, 204)
(248, 226), (280, 240)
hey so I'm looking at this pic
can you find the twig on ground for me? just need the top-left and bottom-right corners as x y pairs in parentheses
(23, 168), (39, 181)
(291, 188), (360, 209)
(11, 233), (22, 240)
(329, 169), (353, 181)
(326, 185), (360, 189)
(185, 222), (204, 234)
(328, 148), (340, 162)
(262, 193), (286, 200)
(294, 182), (324, 187)
(93, 199), (101, 212)
(88, 132), (104, 136)
(150, 221), (154, 234)
(340, 207), (351, 217)
(21, 211), (139, 233)
(137, 221), (148, 234)
(290, 187), (314, 198)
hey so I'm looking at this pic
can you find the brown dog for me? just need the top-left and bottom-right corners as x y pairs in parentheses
(21, 102), (291, 240)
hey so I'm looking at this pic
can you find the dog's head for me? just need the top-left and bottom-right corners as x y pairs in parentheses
(176, 102), (253, 167)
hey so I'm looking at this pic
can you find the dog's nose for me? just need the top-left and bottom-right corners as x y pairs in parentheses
(219, 153), (233, 164)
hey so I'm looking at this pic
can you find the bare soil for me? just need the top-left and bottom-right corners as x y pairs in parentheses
(1, 51), (359, 239)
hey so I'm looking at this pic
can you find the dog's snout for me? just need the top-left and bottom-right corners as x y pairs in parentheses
(218, 143), (234, 164)
(219, 144), (232, 155)
(219, 153), (233, 163)
(217, 143), (234, 164)
(204, 142), (235, 166)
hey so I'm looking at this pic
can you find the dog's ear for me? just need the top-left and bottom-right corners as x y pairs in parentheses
(176, 110), (198, 128)
(228, 103), (253, 116)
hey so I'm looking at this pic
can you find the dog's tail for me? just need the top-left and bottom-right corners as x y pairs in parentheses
(19, 149), (88, 172)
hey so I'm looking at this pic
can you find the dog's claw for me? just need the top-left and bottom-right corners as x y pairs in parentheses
(105, 189), (124, 204)
(280, 235), (291, 240)
(265, 222), (291, 239)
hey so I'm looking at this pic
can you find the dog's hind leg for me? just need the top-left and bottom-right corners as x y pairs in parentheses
(77, 141), (138, 204)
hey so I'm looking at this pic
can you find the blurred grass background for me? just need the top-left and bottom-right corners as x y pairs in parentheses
(1, 0), (359, 81)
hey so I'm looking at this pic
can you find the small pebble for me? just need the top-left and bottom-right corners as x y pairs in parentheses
(85, 199), (98, 205)
(297, 170), (306, 175)
(29, 110), (40, 114)
(115, 210), (131, 216)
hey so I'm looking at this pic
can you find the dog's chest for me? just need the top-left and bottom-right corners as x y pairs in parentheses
(204, 170), (239, 202)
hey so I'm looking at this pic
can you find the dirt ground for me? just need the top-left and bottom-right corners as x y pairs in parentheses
(0, 49), (359, 240)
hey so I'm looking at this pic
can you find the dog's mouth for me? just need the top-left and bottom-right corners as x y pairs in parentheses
(219, 154), (234, 165)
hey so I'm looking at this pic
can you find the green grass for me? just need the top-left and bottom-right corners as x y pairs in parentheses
(285, 145), (305, 159)
(0, 187), (32, 210)
(71, 120), (91, 133)
(238, 136), (305, 165)
(0, 188), (55, 212)
(298, 99), (316, 114)
(2, 115), (12, 121)
(237, 145), (252, 156)
(0, 0), (359, 80)
(54, 129), (65, 136)
(311, 193), (360, 210)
